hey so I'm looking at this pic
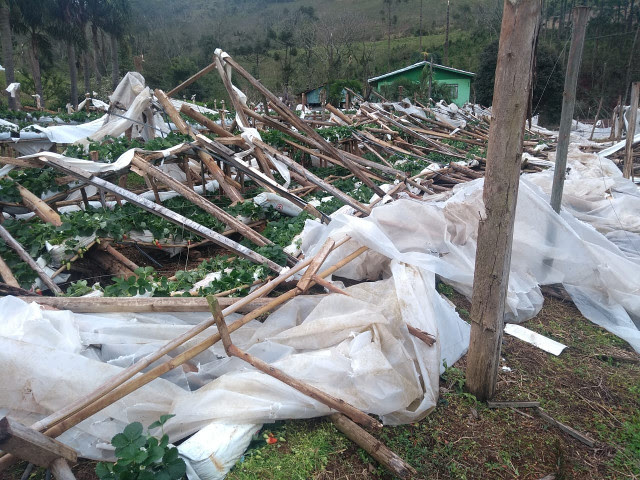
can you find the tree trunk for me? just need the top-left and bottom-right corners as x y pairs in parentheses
(83, 51), (91, 94)
(419, 0), (423, 52)
(91, 23), (102, 83)
(110, 34), (119, 91)
(29, 34), (44, 108)
(465, 0), (541, 401)
(444, 0), (450, 65)
(0, 1), (17, 110)
(68, 43), (78, 109)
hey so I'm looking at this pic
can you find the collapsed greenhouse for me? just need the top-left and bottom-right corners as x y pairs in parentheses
(0, 49), (640, 479)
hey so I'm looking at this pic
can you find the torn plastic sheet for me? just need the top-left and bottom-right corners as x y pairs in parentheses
(301, 156), (640, 352)
(0, 263), (469, 459)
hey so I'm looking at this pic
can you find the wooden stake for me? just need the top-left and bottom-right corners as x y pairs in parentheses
(0, 253), (20, 287)
(180, 104), (234, 138)
(208, 296), (381, 429)
(0, 225), (62, 294)
(623, 82), (639, 179)
(166, 61), (216, 98)
(219, 54), (387, 198)
(329, 413), (416, 478)
(550, 6), (590, 213)
(465, 0), (541, 401)
(16, 183), (62, 226)
(589, 97), (604, 141)
(155, 89), (244, 203)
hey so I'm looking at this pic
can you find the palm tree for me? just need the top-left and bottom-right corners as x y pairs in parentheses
(52, 0), (86, 108)
(0, 0), (17, 109)
(102, 0), (129, 90)
(13, 0), (54, 108)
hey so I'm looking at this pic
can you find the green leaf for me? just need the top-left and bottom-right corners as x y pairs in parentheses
(95, 462), (113, 479)
(123, 422), (143, 441)
(145, 445), (165, 465)
(158, 414), (176, 425)
(148, 420), (162, 430)
(163, 446), (179, 463)
(111, 433), (130, 448)
(159, 434), (169, 449)
(134, 448), (148, 464)
(167, 458), (186, 479)
(138, 470), (155, 480)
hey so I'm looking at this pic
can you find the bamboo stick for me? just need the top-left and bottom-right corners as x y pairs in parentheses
(209, 296), (381, 429)
(0, 225), (61, 294)
(155, 89), (244, 203)
(0, 253), (19, 287)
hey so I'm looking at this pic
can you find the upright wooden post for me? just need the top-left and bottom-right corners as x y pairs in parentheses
(623, 82), (639, 179)
(550, 6), (590, 213)
(465, 0), (542, 401)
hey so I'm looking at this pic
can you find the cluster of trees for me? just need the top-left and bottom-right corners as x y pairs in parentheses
(1, 0), (130, 110)
(0, 0), (637, 119)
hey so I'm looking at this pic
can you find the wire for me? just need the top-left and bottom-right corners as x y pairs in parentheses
(532, 39), (569, 117)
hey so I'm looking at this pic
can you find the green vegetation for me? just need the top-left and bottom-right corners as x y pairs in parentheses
(96, 415), (186, 480)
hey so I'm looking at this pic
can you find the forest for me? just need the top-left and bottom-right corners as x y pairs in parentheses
(1, 0), (639, 126)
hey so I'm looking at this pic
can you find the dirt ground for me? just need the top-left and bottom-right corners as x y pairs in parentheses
(2, 292), (639, 480)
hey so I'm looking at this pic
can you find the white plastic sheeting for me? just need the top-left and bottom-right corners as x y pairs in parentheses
(0, 257), (469, 459)
(301, 146), (640, 352)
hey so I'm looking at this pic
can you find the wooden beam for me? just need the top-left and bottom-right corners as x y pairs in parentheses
(131, 155), (272, 248)
(166, 61), (216, 98)
(329, 413), (416, 479)
(15, 295), (275, 313)
(0, 225), (62, 294)
(155, 89), (244, 203)
(180, 104), (234, 138)
(0, 417), (77, 467)
(0, 253), (19, 287)
(465, 0), (541, 401)
(16, 183), (63, 227)
(209, 296), (381, 430)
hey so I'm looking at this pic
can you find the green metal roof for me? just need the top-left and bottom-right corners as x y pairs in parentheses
(368, 61), (475, 83)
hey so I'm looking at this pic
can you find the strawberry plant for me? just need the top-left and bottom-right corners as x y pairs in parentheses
(95, 415), (186, 480)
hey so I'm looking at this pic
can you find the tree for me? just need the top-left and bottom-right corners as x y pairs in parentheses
(13, 0), (55, 108)
(0, 0), (17, 109)
(380, 0), (408, 71)
(51, 0), (86, 109)
(475, 40), (564, 126)
(101, 0), (130, 90)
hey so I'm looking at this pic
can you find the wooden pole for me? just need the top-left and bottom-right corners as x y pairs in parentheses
(209, 296), (381, 430)
(329, 413), (416, 478)
(465, 0), (541, 401)
(589, 97), (604, 141)
(623, 82), (639, 179)
(155, 89), (244, 203)
(550, 6), (590, 213)
(0, 225), (62, 294)
(0, 254), (19, 287)
(166, 61), (216, 98)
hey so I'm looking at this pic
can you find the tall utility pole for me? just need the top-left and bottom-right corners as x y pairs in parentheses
(465, 0), (542, 401)
(444, 0), (450, 65)
(623, 82), (639, 179)
(550, 6), (590, 213)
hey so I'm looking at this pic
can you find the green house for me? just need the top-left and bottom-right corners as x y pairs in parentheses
(368, 61), (475, 107)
